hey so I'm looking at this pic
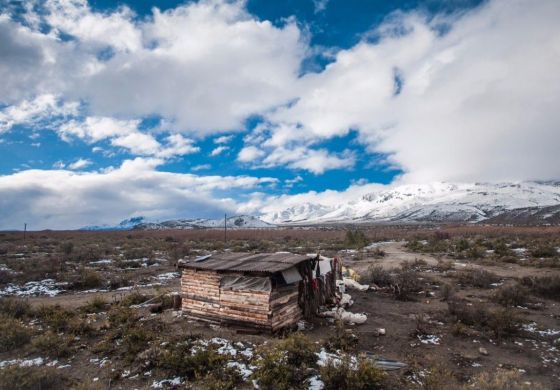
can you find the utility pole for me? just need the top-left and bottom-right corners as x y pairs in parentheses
(224, 213), (227, 243)
(23, 223), (27, 242)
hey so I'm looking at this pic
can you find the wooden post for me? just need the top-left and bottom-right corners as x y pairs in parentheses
(224, 213), (227, 243)
(23, 223), (26, 241)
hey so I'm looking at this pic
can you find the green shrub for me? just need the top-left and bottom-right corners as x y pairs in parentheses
(0, 315), (32, 351)
(252, 333), (318, 390)
(158, 343), (227, 380)
(345, 230), (368, 249)
(320, 354), (386, 390)
(530, 245), (557, 258)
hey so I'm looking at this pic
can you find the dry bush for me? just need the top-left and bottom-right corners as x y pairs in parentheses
(363, 266), (393, 287)
(0, 366), (70, 390)
(421, 365), (460, 390)
(521, 275), (560, 300)
(529, 245), (557, 258)
(319, 354), (387, 390)
(0, 315), (32, 351)
(81, 295), (109, 313)
(71, 269), (103, 290)
(32, 331), (71, 358)
(0, 297), (32, 319)
(439, 283), (455, 301)
(492, 284), (529, 307)
(455, 268), (500, 288)
(487, 308), (522, 342)
(326, 320), (359, 352)
(468, 369), (542, 390)
(392, 268), (423, 301)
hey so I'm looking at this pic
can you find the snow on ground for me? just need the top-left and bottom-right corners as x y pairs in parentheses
(0, 357), (44, 369)
(418, 335), (441, 345)
(152, 377), (183, 388)
(0, 279), (66, 297)
(154, 272), (180, 282)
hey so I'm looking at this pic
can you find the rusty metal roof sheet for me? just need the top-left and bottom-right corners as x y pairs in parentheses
(178, 252), (311, 273)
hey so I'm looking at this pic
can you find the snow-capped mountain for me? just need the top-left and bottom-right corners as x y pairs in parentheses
(80, 216), (147, 231)
(260, 182), (560, 225)
(129, 215), (273, 230)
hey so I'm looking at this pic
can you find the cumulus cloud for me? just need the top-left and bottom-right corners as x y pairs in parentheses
(0, 158), (277, 229)
(0, 94), (79, 133)
(265, 0), (560, 182)
(237, 146), (265, 162)
(1, 0), (306, 134)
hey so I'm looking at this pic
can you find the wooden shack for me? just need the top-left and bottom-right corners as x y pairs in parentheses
(179, 252), (339, 331)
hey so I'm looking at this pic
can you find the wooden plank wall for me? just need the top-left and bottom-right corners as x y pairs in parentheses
(182, 269), (303, 330)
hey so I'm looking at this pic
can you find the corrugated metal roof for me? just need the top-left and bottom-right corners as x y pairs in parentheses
(178, 252), (311, 273)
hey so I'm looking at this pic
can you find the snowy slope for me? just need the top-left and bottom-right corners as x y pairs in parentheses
(261, 182), (560, 225)
(134, 215), (274, 230)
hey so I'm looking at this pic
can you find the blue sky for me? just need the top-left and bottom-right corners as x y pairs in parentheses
(0, 0), (559, 229)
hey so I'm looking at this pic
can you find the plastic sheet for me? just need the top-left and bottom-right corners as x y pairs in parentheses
(220, 275), (271, 292)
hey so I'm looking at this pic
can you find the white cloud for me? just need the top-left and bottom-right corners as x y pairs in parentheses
(237, 146), (265, 162)
(68, 158), (92, 170)
(0, 158), (277, 229)
(266, 0), (560, 182)
(261, 147), (355, 174)
(210, 145), (229, 157)
(59, 116), (139, 142)
(111, 132), (161, 156)
(214, 135), (233, 144)
(52, 160), (66, 169)
(0, 94), (79, 133)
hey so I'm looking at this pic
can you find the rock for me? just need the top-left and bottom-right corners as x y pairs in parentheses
(378, 328), (386, 335)
(479, 347), (489, 356)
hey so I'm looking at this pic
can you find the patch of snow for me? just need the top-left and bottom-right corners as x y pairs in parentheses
(154, 272), (180, 282)
(152, 377), (183, 388)
(0, 357), (44, 369)
(308, 375), (325, 390)
(0, 279), (65, 297)
(227, 361), (254, 379)
(90, 259), (113, 265)
(418, 335), (441, 345)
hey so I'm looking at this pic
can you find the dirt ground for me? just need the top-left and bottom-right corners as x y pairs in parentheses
(1, 229), (560, 389)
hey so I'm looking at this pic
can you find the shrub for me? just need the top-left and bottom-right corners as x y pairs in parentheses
(72, 269), (103, 290)
(35, 305), (74, 332)
(123, 327), (154, 361)
(468, 369), (541, 390)
(392, 268), (422, 301)
(521, 275), (560, 300)
(422, 365), (459, 390)
(530, 245), (557, 258)
(158, 343), (227, 380)
(120, 291), (151, 307)
(0, 366), (69, 390)
(326, 320), (359, 352)
(32, 331), (71, 358)
(0, 315), (32, 351)
(487, 308), (522, 342)
(345, 230), (368, 249)
(0, 297), (32, 319)
(492, 284), (528, 307)
(81, 296), (109, 313)
(252, 333), (318, 390)
(439, 283), (455, 301)
(455, 268), (500, 288)
(447, 299), (490, 327)
(320, 354), (386, 390)
(363, 266), (393, 287)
